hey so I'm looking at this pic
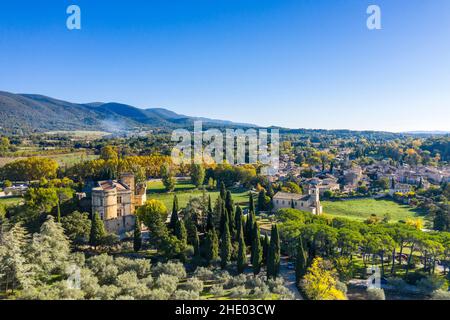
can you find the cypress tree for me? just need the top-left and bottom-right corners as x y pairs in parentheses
(251, 221), (262, 275)
(262, 234), (269, 264)
(267, 184), (274, 198)
(220, 222), (232, 269)
(248, 192), (255, 214)
(193, 225), (200, 258)
(219, 181), (226, 199)
(208, 194), (213, 213)
(237, 223), (247, 273)
(295, 237), (308, 283)
(169, 194), (179, 232)
(291, 199), (295, 209)
(206, 210), (214, 232)
(225, 191), (235, 236)
(174, 219), (187, 245)
(235, 205), (243, 234)
(203, 229), (219, 264)
(56, 199), (61, 223)
(245, 210), (254, 246)
(267, 224), (280, 279)
(89, 212), (106, 248)
(133, 218), (142, 252)
(257, 190), (267, 212)
(219, 202), (229, 236)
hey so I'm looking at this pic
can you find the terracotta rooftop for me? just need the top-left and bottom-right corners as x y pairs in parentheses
(94, 180), (130, 191)
(273, 192), (310, 201)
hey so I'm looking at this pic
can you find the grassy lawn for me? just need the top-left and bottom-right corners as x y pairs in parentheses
(147, 180), (250, 210)
(322, 198), (426, 223)
(0, 197), (23, 207)
(48, 152), (98, 167)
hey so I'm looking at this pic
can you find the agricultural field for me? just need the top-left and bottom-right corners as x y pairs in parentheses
(44, 130), (112, 140)
(48, 152), (99, 167)
(322, 198), (426, 223)
(0, 152), (98, 168)
(147, 179), (251, 210)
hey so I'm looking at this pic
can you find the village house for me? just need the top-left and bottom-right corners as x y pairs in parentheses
(91, 173), (147, 234)
(388, 183), (412, 196)
(272, 186), (323, 215)
(343, 166), (363, 186)
(302, 177), (340, 195)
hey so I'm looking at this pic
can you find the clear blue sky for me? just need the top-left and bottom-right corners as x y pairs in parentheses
(0, 0), (449, 132)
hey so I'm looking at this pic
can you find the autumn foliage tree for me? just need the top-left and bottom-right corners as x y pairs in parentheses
(301, 257), (346, 300)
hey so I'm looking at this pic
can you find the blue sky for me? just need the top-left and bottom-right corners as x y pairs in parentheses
(0, 0), (449, 132)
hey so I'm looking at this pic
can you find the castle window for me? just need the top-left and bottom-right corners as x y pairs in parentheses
(118, 208), (123, 217)
(118, 196), (122, 204)
(99, 198), (103, 206)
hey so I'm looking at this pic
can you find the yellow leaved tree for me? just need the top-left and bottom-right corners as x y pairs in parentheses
(301, 257), (347, 300)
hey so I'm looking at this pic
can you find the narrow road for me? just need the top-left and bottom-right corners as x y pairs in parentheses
(279, 256), (303, 300)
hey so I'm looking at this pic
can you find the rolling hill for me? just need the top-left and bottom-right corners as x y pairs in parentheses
(0, 91), (255, 134)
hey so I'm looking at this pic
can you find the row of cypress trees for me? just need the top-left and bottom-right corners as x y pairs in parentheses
(164, 182), (280, 277)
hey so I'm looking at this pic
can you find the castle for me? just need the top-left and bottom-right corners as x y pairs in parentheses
(272, 185), (323, 215)
(91, 173), (147, 234)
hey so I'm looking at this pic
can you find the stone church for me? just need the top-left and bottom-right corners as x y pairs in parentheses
(272, 185), (323, 215)
(91, 173), (147, 234)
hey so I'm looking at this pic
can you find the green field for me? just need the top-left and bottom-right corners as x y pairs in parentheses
(48, 153), (99, 167)
(322, 198), (426, 223)
(0, 152), (98, 168)
(147, 180), (251, 210)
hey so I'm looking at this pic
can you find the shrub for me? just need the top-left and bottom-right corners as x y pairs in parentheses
(154, 274), (179, 294)
(416, 275), (446, 295)
(183, 277), (204, 293)
(229, 285), (249, 299)
(389, 277), (408, 292)
(431, 290), (450, 300)
(153, 261), (186, 279)
(404, 271), (427, 285)
(246, 275), (267, 289)
(173, 290), (200, 300)
(267, 277), (285, 291)
(146, 288), (171, 300)
(86, 254), (118, 285)
(96, 285), (121, 300)
(252, 283), (271, 299)
(336, 281), (348, 295)
(224, 273), (247, 289)
(194, 267), (215, 281)
(367, 288), (386, 300)
(210, 284), (225, 297)
(114, 257), (151, 279)
(115, 271), (151, 299)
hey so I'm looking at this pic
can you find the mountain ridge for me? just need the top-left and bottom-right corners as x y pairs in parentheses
(0, 91), (256, 134)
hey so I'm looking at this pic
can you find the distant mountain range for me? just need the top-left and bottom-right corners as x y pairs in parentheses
(0, 91), (255, 134)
